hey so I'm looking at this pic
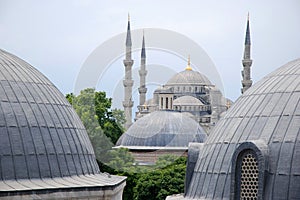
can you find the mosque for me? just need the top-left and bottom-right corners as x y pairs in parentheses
(115, 16), (252, 164)
(121, 16), (233, 133)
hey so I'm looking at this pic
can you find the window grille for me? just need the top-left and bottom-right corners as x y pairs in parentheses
(238, 151), (259, 199)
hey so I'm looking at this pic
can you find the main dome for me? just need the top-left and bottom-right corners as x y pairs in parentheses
(166, 69), (212, 86)
(116, 111), (207, 148)
(0, 49), (125, 192)
(185, 58), (300, 199)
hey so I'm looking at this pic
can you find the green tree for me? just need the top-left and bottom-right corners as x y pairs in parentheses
(133, 156), (187, 200)
(66, 93), (75, 105)
(106, 148), (135, 170)
(155, 154), (181, 168)
(66, 88), (125, 144)
(94, 91), (124, 144)
(112, 108), (126, 131)
(66, 88), (113, 162)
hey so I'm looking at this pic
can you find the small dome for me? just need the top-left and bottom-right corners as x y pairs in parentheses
(166, 69), (211, 86)
(116, 111), (206, 148)
(0, 49), (125, 191)
(185, 58), (300, 199)
(173, 96), (204, 106)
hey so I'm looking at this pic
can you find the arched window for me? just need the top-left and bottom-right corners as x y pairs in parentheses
(235, 150), (259, 199)
(231, 141), (268, 200)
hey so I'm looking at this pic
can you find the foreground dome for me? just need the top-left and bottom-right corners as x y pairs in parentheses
(184, 59), (300, 199)
(166, 69), (212, 86)
(0, 49), (125, 196)
(117, 111), (207, 148)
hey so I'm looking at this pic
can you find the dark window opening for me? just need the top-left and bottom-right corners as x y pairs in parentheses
(166, 97), (169, 109)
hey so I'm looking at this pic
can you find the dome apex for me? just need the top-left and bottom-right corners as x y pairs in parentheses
(166, 69), (211, 86)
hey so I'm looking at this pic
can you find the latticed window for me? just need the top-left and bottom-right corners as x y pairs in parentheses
(231, 142), (266, 200)
(236, 150), (259, 199)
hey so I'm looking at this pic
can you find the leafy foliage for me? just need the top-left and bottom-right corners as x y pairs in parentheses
(133, 156), (187, 200)
(155, 154), (182, 168)
(66, 88), (124, 144)
(66, 89), (113, 162)
(106, 148), (135, 170)
(94, 90), (124, 144)
(65, 88), (129, 164)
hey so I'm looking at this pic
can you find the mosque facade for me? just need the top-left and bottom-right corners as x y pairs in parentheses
(116, 16), (253, 164)
(122, 16), (236, 134)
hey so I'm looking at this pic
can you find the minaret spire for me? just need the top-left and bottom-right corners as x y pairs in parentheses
(123, 14), (134, 129)
(245, 12), (251, 46)
(138, 31), (147, 108)
(126, 13), (132, 47)
(241, 13), (253, 94)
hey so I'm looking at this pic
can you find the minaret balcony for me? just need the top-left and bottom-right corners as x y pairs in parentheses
(242, 80), (253, 86)
(138, 87), (147, 93)
(242, 59), (252, 66)
(123, 101), (133, 107)
(139, 70), (148, 76)
(123, 80), (134, 87)
(123, 59), (134, 66)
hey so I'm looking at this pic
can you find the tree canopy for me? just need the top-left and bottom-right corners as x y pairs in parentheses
(66, 88), (124, 144)
(133, 156), (187, 200)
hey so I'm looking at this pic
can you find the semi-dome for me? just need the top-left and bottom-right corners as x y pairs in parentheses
(116, 111), (207, 148)
(0, 49), (125, 194)
(173, 95), (204, 106)
(185, 58), (300, 199)
(166, 69), (212, 86)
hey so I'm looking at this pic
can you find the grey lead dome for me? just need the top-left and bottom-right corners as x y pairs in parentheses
(166, 69), (212, 86)
(0, 49), (98, 180)
(116, 111), (207, 148)
(185, 58), (300, 199)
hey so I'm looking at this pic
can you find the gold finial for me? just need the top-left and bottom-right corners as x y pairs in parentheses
(185, 55), (192, 71)
(128, 13), (130, 21)
(143, 104), (148, 110)
(226, 100), (231, 110)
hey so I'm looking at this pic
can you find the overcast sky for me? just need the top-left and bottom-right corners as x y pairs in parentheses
(0, 0), (299, 108)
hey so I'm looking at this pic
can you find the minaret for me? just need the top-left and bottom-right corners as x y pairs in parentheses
(123, 14), (134, 129)
(241, 13), (253, 94)
(138, 32), (147, 108)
